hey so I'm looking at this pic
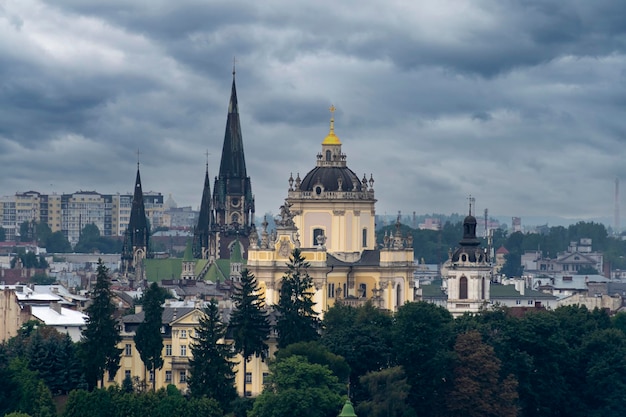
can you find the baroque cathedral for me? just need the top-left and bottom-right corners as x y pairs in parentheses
(246, 106), (416, 313)
(121, 71), (416, 313)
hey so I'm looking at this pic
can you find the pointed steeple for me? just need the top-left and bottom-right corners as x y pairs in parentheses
(129, 165), (149, 248)
(194, 163), (214, 259)
(212, 69), (255, 259)
(218, 72), (247, 180)
(122, 163), (150, 279)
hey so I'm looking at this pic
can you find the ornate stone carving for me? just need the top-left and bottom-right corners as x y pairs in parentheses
(333, 210), (345, 216)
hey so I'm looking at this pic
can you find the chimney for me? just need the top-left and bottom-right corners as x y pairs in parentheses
(51, 301), (62, 315)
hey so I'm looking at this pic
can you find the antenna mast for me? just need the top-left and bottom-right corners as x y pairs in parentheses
(613, 178), (620, 235)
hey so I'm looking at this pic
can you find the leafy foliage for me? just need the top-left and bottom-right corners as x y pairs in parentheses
(356, 366), (410, 417)
(74, 223), (121, 254)
(274, 248), (321, 348)
(447, 331), (518, 417)
(62, 385), (222, 417)
(392, 302), (455, 417)
(250, 355), (344, 417)
(321, 302), (393, 402)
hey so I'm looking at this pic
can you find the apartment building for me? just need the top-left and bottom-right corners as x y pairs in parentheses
(0, 191), (164, 247)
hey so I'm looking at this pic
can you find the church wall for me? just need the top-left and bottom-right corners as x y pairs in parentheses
(302, 211), (332, 248)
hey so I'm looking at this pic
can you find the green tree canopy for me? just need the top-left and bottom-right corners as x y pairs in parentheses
(188, 299), (237, 411)
(321, 302), (393, 402)
(447, 331), (519, 417)
(45, 231), (72, 253)
(229, 268), (271, 394)
(134, 282), (166, 391)
(393, 302), (454, 417)
(356, 366), (410, 417)
(80, 259), (122, 390)
(250, 355), (345, 417)
(275, 341), (350, 384)
(274, 248), (321, 349)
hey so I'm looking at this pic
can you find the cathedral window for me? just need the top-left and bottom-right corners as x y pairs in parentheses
(396, 284), (402, 306)
(327, 283), (335, 298)
(313, 228), (324, 246)
(362, 228), (367, 247)
(481, 277), (485, 299)
(459, 276), (468, 299)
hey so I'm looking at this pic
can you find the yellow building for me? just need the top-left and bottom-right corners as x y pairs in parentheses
(247, 107), (415, 314)
(112, 303), (272, 397)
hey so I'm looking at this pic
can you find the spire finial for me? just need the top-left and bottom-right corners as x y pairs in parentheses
(329, 104), (336, 134)
(136, 148), (141, 169)
(468, 195), (475, 216)
(232, 56), (237, 78)
(205, 150), (210, 171)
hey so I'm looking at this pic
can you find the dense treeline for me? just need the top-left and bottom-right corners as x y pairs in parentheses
(322, 302), (626, 417)
(3, 303), (626, 416)
(4, 254), (626, 417)
(379, 220), (626, 274)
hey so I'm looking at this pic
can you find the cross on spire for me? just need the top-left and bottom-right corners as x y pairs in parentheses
(232, 56), (237, 77)
(136, 148), (141, 169)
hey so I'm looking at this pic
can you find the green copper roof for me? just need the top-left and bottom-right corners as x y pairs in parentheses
(338, 400), (357, 417)
(183, 239), (193, 261)
(231, 238), (243, 262)
(145, 259), (182, 282)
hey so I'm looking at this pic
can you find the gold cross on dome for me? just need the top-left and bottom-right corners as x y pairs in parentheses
(329, 104), (336, 116)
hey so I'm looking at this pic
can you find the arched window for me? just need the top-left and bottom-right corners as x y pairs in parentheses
(459, 276), (468, 299)
(362, 228), (367, 247)
(481, 277), (485, 299)
(325, 150), (331, 161)
(359, 283), (367, 298)
(313, 228), (324, 246)
(396, 284), (402, 306)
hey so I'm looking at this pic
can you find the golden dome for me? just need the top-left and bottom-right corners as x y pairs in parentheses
(322, 105), (341, 145)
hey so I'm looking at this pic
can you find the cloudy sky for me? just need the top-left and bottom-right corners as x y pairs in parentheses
(1, 0), (626, 225)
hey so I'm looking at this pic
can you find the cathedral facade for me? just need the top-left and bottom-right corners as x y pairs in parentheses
(194, 72), (255, 262)
(246, 108), (415, 314)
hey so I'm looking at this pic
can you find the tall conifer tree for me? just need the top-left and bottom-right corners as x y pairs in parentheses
(229, 268), (271, 393)
(81, 259), (122, 389)
(188, 299), (237, 411)
(134, 282), (165, 391)
(274, 248), (321, 349)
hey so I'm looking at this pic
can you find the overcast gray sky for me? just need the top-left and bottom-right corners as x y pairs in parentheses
(1, 0), (626, 224)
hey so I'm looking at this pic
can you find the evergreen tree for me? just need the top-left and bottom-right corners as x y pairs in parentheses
(274, 248), (321, 348)
(134, 282), (165, 391)
(229, 268), (271, 394)
(188, 299), (237, 411)
(81, 259), (122, 389)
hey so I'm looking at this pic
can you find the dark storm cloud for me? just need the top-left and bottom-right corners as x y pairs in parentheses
(2, 0), (626, 224)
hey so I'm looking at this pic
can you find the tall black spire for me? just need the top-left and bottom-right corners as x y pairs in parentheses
(212, 70), (255, 259)
(122, 163), (150, 279)
(193, 163), (215, 259)
(217, 73), (247, 180)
